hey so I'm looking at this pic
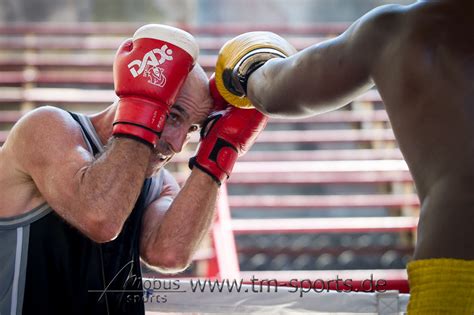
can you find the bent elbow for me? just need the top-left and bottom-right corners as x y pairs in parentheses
(82, 211), (122, 243)
(144, 250), (191, 274)
(88, 225), (120, 243)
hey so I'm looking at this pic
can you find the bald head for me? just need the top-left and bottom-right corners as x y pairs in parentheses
(176, 64), (213, 121)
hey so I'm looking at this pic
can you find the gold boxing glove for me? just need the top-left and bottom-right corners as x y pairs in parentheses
(215, 31), (296, 109)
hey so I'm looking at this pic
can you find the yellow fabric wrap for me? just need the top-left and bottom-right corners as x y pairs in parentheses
(215, 31), (296, 109)
(407, 258), (474, 314)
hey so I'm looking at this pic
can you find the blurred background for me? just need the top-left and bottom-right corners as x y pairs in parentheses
(1, 0), (413, 23)
(0, 0), (418, 293)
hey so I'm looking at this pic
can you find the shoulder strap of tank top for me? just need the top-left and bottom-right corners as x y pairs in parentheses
(68, 112), (100, 156)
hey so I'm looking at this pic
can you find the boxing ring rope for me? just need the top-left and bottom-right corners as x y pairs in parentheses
(144, 279), (409, 314)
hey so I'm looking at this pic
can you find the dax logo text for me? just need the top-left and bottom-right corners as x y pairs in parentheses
(128, 44), (173, 87)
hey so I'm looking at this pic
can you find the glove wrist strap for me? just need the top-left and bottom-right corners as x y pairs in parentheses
(232, 47), (287, 95)
(189, 137), (239, 186)
(112, 96), (170, 147)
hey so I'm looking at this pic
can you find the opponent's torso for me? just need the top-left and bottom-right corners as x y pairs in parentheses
(372, 1), (474, 259)
(0, 112), (164, 314)
(373, 1), (474, 201)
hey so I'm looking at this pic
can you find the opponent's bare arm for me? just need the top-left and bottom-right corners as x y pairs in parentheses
(11, 106), (151, 242)
(248, 5), (403, 117)
(140, 168), (218, 273)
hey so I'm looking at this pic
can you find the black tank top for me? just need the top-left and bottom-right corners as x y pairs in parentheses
(0, 112), (163, 315)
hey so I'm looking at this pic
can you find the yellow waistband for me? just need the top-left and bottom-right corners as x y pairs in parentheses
(407, 258), (474, 314)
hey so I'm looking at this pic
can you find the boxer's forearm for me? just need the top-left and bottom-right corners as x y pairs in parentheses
(74, 137), (151, 242)
(248, 39), (374, 117)
(247, 54), (344, 117)
(247, 58), (296, 116)
(143, 169), (218, 273)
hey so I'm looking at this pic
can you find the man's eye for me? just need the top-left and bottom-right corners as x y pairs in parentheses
(188, 125), (199, 133)
(168, 113), (178, 122)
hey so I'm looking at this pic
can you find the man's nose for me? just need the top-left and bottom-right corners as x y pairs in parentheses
(160, 127), (187, 154)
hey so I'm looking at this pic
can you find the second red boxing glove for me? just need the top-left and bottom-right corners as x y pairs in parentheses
(189, 75), (268, 185)
(189, 101), (268, 185)
(113, 24), (199, 147)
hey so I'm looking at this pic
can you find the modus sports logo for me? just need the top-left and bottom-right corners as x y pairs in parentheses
(128, 44), (173, 87)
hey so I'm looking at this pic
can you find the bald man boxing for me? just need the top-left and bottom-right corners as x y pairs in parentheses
(0, 24), (266, 315)
(214, 0), (474, 313)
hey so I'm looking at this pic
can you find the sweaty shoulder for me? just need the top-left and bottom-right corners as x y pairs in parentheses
(347, 4), (407, 50)
(0, 106), (92, 216)
(363, 4), (405, 30)
(5, 106), (89, 174)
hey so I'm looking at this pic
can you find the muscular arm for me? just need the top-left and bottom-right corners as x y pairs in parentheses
(12, 106), (151, 242)
(248, 5), (403, 117)
(140, 168), (218, 273)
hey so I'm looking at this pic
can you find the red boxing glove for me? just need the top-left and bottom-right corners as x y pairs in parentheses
(189, 79), (268, 184)
(113, 24), (199, 147)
